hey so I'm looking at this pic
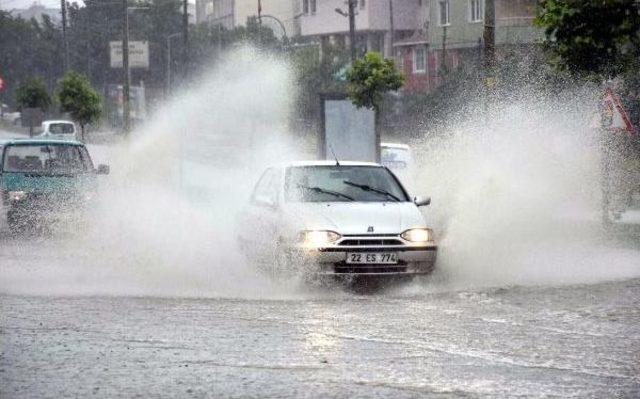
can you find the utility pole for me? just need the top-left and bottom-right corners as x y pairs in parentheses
(258, 0), (262, 46)
(483, 0), (496, 73)
(388, 0), (394, 57)
(182, 0), (189, 78)
(122, 0), (130, 134)
(60, 0), (69, 71)
(348, 0), (356, 63)
(482, 0), (496, 122)
(441, 25), (447, 73)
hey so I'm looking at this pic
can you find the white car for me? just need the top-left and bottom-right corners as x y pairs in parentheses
(39, 120), (77, 140)
(238, 161), (437, 281)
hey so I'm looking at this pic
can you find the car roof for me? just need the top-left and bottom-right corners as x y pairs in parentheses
(284, 160), (383, 168)
(0, 138), (84, 146)
(42, 120), (74, 124)
(380, 142), (410, 150)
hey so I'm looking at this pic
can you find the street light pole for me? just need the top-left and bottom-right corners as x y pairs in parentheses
(258, 14), (288, 44)
(122, 0), (130, 134)
(348, 0), (356, 63)
(182, 0), (189, 77)
(166, 32), (181, 96)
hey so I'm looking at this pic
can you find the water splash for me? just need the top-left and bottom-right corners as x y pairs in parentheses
(410, 90), (640, 288)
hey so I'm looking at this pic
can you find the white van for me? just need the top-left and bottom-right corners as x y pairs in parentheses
(39, 120), (77, 140)
(381, 143), (411, 170)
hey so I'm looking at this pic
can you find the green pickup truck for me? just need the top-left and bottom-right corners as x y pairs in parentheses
(0, 138), (109, 231)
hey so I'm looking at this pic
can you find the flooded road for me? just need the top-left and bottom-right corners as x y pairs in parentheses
(2, 271), (639, 398)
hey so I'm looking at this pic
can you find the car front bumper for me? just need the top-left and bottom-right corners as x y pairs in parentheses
(290, 244), (438, 276)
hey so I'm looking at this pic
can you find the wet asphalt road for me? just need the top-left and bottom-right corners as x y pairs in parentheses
(2, 276), (639, 398)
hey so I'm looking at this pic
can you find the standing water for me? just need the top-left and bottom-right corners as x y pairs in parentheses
(1, 48), (639, 297)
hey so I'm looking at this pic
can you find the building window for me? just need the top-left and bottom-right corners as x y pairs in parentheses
(438, 0), (450, 26)
(396, 49), (404, 72)
(413, 46), (426, 73)
(310, 0), (316, 14)
(469, 0), (483, 22)
(302, 0), (309, 14)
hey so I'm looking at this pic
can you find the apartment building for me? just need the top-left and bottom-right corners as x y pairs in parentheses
(395, 0), (541, 92)
(298, 0), (424, 58)
(195, 0), (301, 38)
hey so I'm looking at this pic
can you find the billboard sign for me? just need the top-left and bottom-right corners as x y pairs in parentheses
(110, 41), (149, 69)
(320, 95), (378, 162)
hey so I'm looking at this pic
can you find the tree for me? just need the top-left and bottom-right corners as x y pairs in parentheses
(291, 42), (348, 121)
(345, 51), (404, 110)
(56, 71), (102, 140)
(1, 12), (62, 108)
(15, 76), (51, 111)
(535, 0), (640, 78)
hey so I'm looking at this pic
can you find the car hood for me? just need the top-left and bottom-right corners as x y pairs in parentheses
(1, 172), (96, 193)
(284, 202), (426, 235)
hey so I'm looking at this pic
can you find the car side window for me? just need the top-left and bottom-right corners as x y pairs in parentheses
(267, 169), (281, 203)
(252, 168), (277, 205)
(78, 146), (95, 172)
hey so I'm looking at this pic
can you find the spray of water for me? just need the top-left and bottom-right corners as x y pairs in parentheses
(1, 46), (316, 298)
(1, 48), (639, 298)
(410, 90), (640, 289)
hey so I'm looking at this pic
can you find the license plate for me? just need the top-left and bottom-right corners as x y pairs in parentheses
(346, 253), (398, 264)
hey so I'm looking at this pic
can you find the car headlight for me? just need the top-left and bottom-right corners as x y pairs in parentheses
(298, 230), (341, 248)
(401, 228), (433, 242)
(8, 191), (27, 201)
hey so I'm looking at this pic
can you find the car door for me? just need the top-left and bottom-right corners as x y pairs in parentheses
(240, 168), (281, 260)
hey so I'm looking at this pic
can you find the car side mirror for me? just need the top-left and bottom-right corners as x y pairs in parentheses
(96, 164), (110, 175)
(414, 196), (431, 207)
(254, 195), (277, 209)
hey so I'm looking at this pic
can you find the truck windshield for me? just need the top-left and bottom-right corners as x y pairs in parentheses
(48, 123), (75, 134)
(2, 144), (92, 175)
(285, 165), (408, 202)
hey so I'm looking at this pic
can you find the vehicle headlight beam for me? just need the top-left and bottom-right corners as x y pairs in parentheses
(401, 228), (433, 243)
(298, 230), (341, 248)
(8, 191), (27, 202)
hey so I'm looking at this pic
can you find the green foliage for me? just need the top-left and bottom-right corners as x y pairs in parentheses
(1, 12), (62, 107)
(291, 42), (348, 119)
(346, 52), (404, 110)
(535, 0), (640, 77)
(67, 0), (183, 90)
(189, 16), (281, 66)
(56, 71), (102, 138)
(15, 76), (51, 111)
(397, 47), (566, 133)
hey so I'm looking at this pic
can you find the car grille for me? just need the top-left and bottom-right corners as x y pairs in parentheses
(339, 238), (403, 246)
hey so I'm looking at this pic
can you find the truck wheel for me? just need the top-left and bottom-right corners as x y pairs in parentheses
(7, 210), (22, 233)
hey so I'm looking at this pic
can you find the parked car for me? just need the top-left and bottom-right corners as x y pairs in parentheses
(39, 120), (77, 140)
(381, 142), (411, 170)
(2, 111), (21, 126)
(0, 138), (109, 232)
(237, 161), (437, 283)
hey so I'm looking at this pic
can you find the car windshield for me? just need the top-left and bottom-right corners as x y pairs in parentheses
(285, 165), (408, 202)
(2, 144), (92, 175)
(48, 123), (74, 134)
